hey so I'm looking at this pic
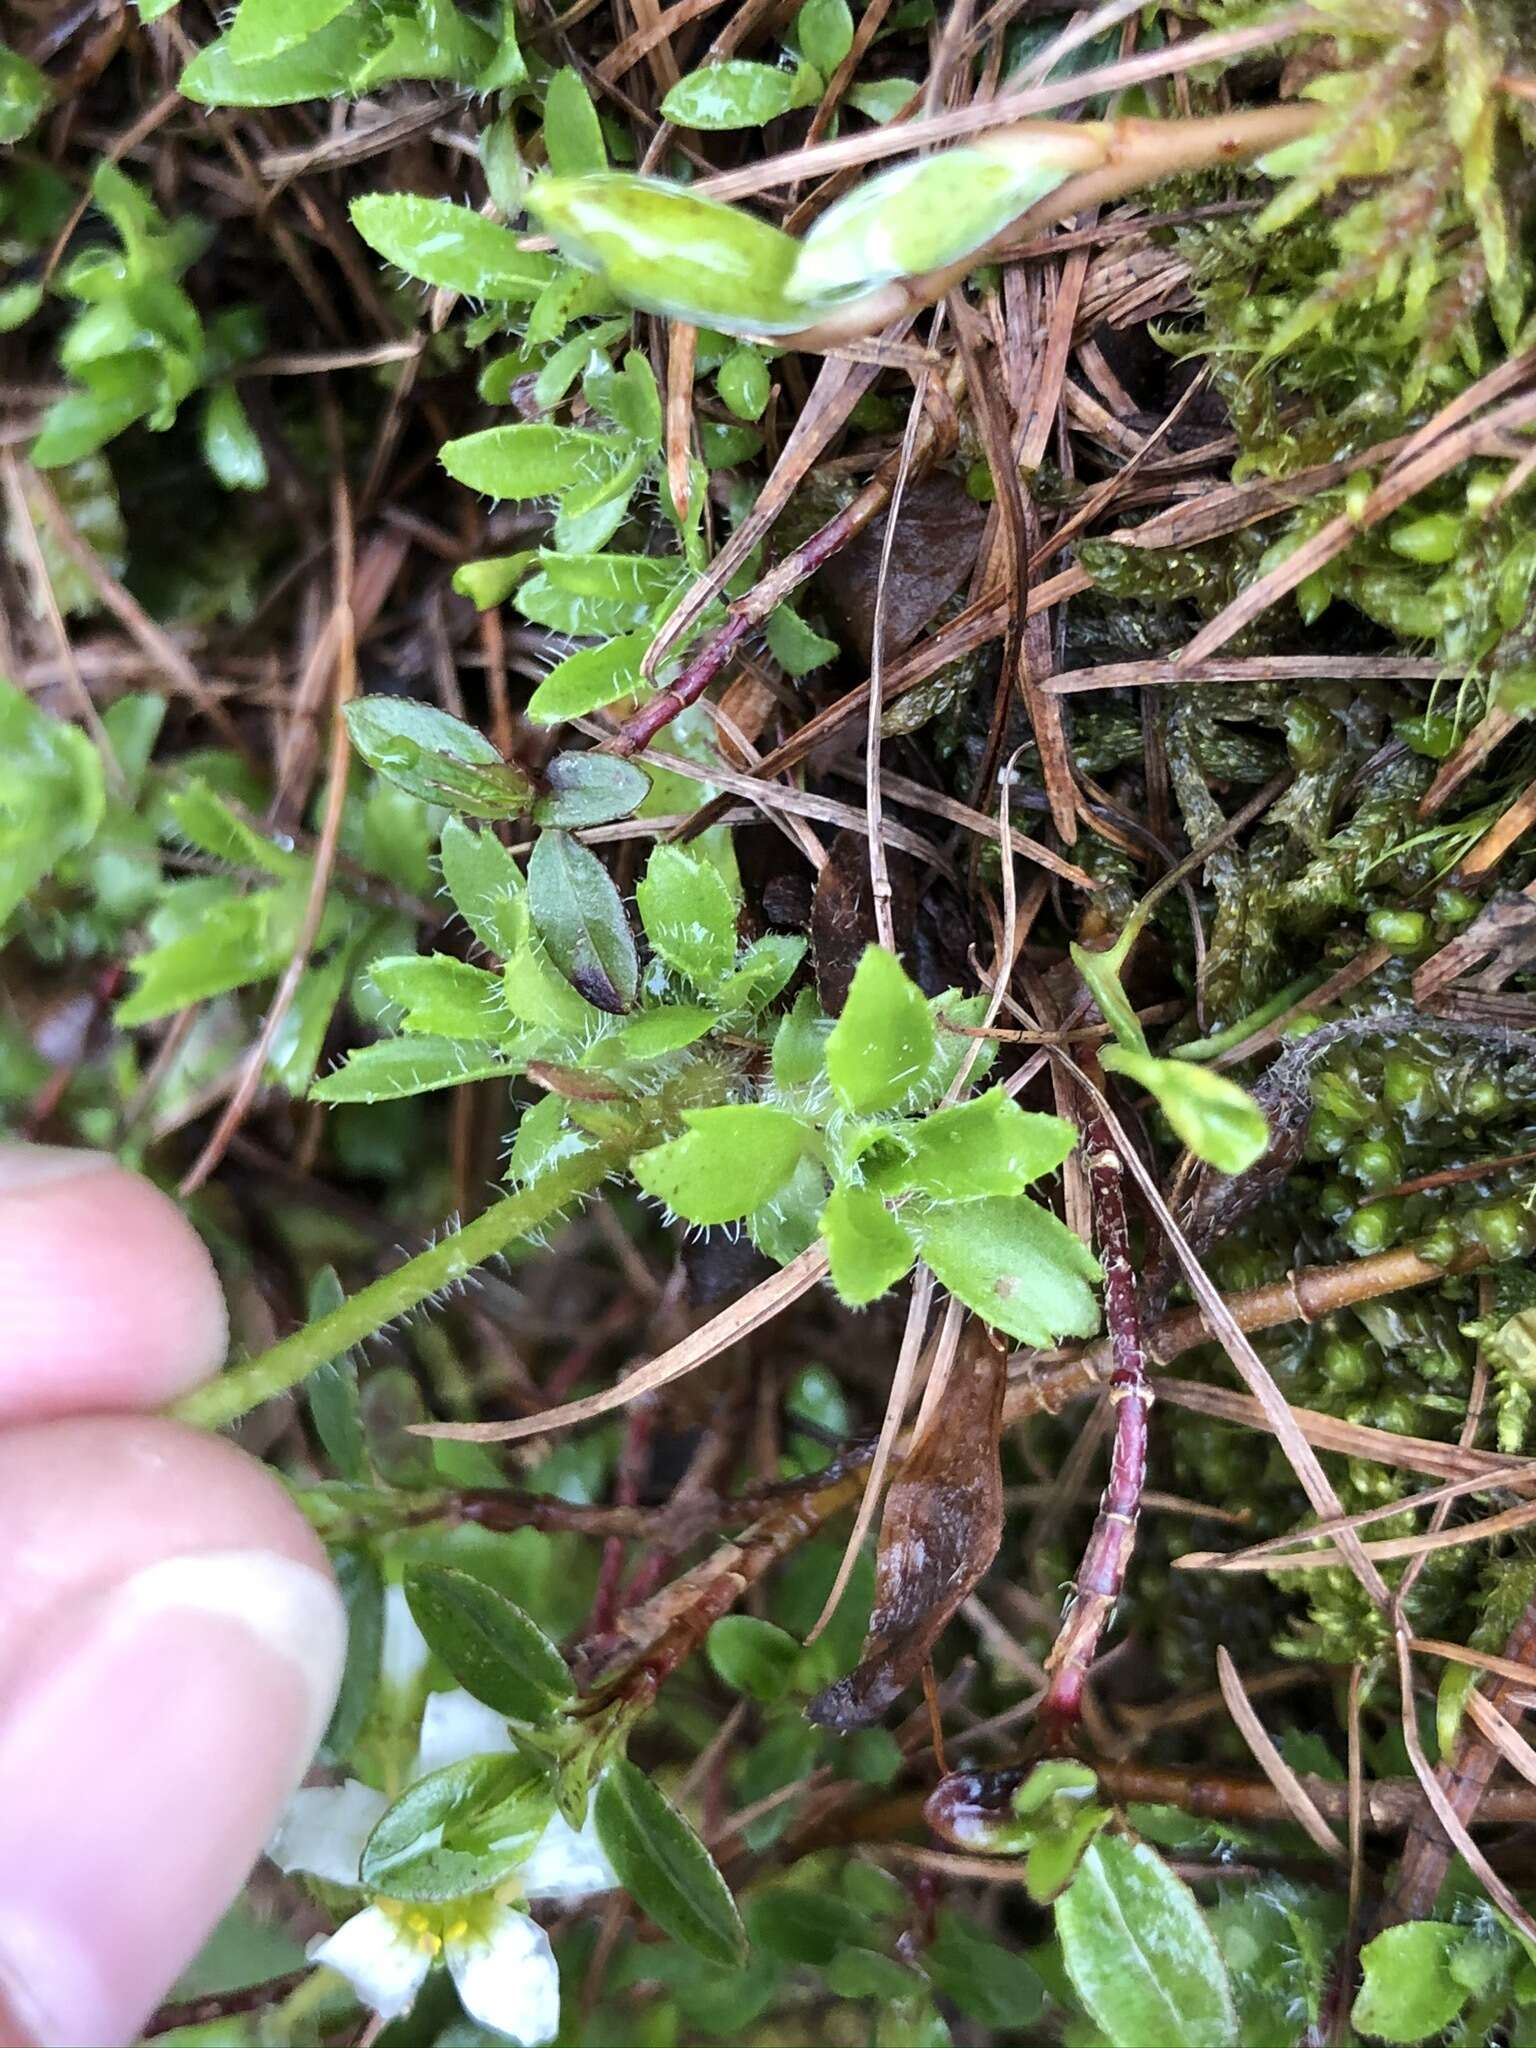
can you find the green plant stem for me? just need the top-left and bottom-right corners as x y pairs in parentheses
(172, 1152), (614, 1430)
(1168, 972), (1327, 1062)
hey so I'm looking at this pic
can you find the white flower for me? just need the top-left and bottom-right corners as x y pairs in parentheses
(311, 1898), (562, 2045)
(270, 1687), (616, 2045)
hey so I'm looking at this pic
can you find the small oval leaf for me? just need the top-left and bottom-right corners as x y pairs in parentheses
(526, 828), (638, 1013)
(404, 1565), (573, 1724)
(593, 1757), (746, 1965)
(1056, 1835), (1238, 2048)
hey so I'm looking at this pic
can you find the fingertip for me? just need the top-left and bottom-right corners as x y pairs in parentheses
(0, 1417), (345, 2047)
(0, 1145), (228, 1421)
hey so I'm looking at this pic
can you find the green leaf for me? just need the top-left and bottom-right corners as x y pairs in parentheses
(595, 1003), (716, 1061)
(526, 172), (807, 333)
(544, 66), (607, 177)
(0, 678), (107, 928)
(717, 346), (772, 422)
(584, 350), (663, 444)
(116, 886), (301, 1024)
(821, 1184), (915, 1305)
(312, 1036), (518, 1104)
(901, 1092), (1075, 1203)
(594, 1758), (746, 1966)
(478, 5), (526, 91)
(789, 137), (1077, 302)
(345, 697), (533, 819)
(362, 1749), (557, 1902)
(661, 59), (821, 131)
(1056, 1835), (1238, 2048)
(438, 815), (527, 960)
(1352, 1924), (1472, 2043)
(633, 1104), (807, 1224)
(516, 553), (680, 637)
(926, 1909), (1046, 2028)
(712, 933), (805, 1014)
(772, 991), (831, 1090)
(305, 1266), (368, 1484)
(845, 77), (915, 122)
(369, 954), (508, 1038)
(452, 552), (536, 610)
(350, 192), (555, 301)
(527, 827), (638, 1013)
(165, 780), (306, 878)
(0, 42), (52, 144)
(825, 946), (935, 1114)
(796, 0), (854, 75)
(321, 1547), (382, 1759)
(200, 384), (268, 491)
(0, 282), (43, 333)
(30, 382), (152, 468)
(706, 1616), (801, 1702)
(178, 10), (385, 104)
(528, 632), (649, 724)
(746, 1888), (871, 1966)
(916, 1195), (1100, 1346)
(227, 0), (352, 63)
(441, 423), (631, 501)
(535, 752), (650, 829)
(765, 600), (837, 674)
(636, 843), (738, 987)
(504, 935), (600, 1032)
(404, 1565), (573, 1724)
(1100, 1048), (1269, 1176)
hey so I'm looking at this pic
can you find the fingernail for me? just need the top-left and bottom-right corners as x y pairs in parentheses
(0, 1549), (345, 2047)
(0, 1146), (113, 1196)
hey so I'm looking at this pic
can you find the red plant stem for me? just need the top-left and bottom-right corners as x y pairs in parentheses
(611, 374), (962, 755)
(614, 609), (755, 755)
(1040, 1103), (1151, 1738)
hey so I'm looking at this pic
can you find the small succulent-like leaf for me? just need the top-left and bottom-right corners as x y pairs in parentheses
(789, 138), (1079, 302)
(526, 827), (638, 1013)
(594, 1758), (746, 1966)
(916, 1195), (1100, 1347)
(368, 955), (509, 1039)
(526, 173), (808, 333)
(438, 816), (528, 961)
(528, 632), (650, 725)
(1100, 1047), (1269, 1176)
(535, 752), (650, 829)
(632, 1104), (807, 1224)
(362, 1749), (557, 1902)
(441, 423), (631, 501)
(900, 1091), (1075, 1203)
(825, 945), (936, 1114)
(403, 1564), (573, 1724)
(1352, 1925), (1473, 2044)
(345, 698), (533, 819)
(636, 843), (739, 987)
(311, 1037), (519, 1104)
(544, 65), (606, 176)
(178, 12), (385, 105)
(821, 1184), (915, 1306)
(201, 384), (267, 491)
(351, 192), (558, 299)
(707, 1617), (802, 1703)
(0, 41), (52, 142)
(796, 0), (854, 76)
(227, 0), (351, 63)
(661, 58), (820, 132)
(1056, 1835), (1238, 2048)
